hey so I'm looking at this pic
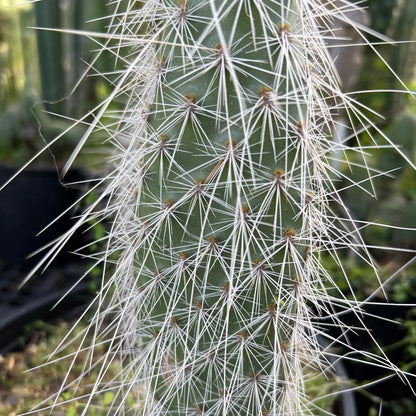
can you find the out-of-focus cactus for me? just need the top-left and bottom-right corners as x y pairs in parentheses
(27, 1), (415, 415)
(387, 0), (416, 114)
(34, 0), (65, 114)
(34, 0), (108, 117)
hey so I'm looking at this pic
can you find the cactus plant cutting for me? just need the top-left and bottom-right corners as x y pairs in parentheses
(24, 0), (416, 415)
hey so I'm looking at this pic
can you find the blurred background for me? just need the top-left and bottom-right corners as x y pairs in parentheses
(0, 0), (414, 415)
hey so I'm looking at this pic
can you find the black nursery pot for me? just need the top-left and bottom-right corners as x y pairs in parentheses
(0, 166), (83, 269)
(0, 166), (92, 353)
(330, 301), (416, 416)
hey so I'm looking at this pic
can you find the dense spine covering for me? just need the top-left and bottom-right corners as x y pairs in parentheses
(33, 1), (414, 415)
(111, 1), (356, 414)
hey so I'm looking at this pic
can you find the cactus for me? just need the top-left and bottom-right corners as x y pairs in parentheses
(34, 0), (65, 114)
(27, 1), (415, 415)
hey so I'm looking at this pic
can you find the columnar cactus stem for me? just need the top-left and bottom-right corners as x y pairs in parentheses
(30, 1), (415, 415)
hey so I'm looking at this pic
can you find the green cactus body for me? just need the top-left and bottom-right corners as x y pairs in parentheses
(120, 1), (340, 414)
(26, 1), (415, 415)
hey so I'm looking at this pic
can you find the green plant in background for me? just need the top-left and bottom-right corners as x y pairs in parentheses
(0, 0), (113, 166)
(34, 0), (113, 118)
(0, 321), (127, 416)
(22, 0), (416, 415)
(342, 0), (416, 266)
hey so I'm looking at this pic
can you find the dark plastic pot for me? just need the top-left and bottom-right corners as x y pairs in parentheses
(0, 166), (83, 268)
(326, 302), (416, 416)
(0, 166), (92, 353)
